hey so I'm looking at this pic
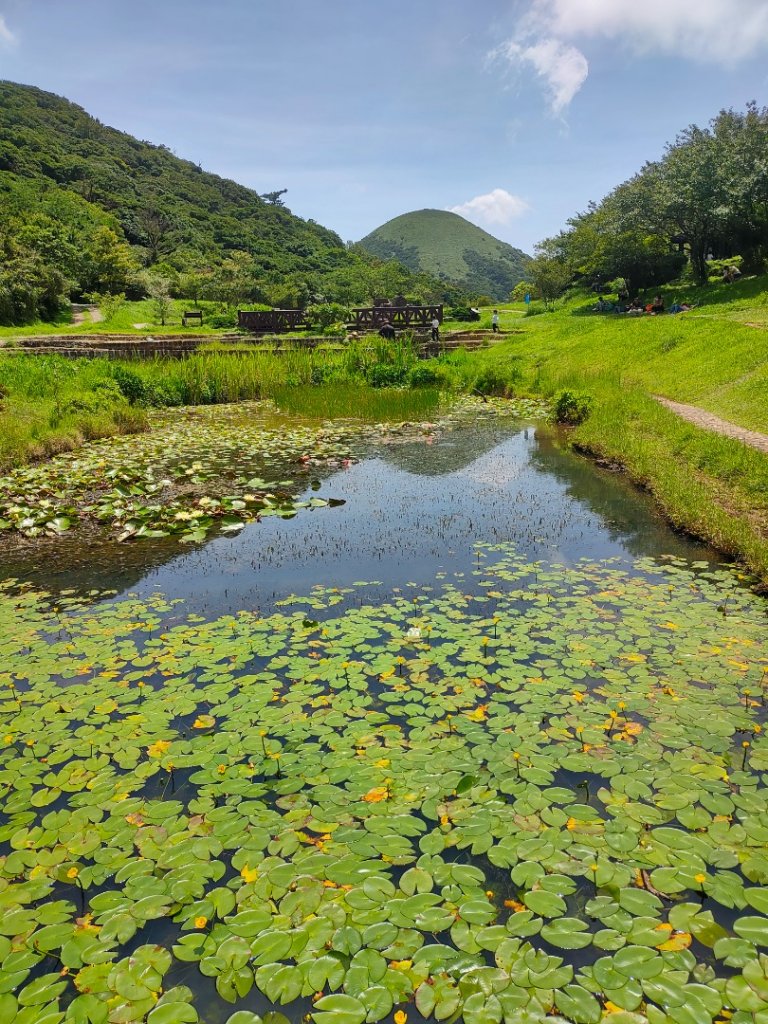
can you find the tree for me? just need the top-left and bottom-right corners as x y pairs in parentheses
(510, 281), (533, 302)
(527, 252), (571, 310)
(146, 275), (173, 325)
(85, 226), (140, 294)
(260, 189), (288, 206)
(137, 208), (178, 264)
(655, 126), (729, 283)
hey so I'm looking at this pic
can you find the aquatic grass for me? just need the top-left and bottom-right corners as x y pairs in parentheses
(271, 384), (442, 422)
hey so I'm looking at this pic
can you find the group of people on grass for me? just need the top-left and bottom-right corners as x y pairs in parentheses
(593, 292), (693, 316)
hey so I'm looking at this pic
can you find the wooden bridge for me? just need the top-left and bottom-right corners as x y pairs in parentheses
(237, 305), (443, 334)
(237, 309), (308, 333)
(348, 304), (442, 332)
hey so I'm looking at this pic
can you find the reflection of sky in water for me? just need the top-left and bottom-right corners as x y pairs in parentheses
(114, 422), (717, 617)
(1, 419), (720, 618)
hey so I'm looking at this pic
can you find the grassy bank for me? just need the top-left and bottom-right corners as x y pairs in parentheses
(0, 356), (147, 468)
(0, 344), (457, 469)
(472, 274), (768, 580)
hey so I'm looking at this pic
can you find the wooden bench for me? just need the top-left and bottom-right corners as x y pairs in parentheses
(182, 310), (203, 327)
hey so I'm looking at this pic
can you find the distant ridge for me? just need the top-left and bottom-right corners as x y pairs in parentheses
(358, 209), (530, 300)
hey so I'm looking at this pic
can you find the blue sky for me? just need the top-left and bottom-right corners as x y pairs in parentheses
(1, 0), (767, 254)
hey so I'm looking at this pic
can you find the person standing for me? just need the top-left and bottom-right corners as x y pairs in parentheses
(491, 309), (500, 333)
(431, 316), (440, 343)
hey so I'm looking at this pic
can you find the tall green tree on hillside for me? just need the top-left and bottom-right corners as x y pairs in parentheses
(527, 250), (570, 310)
(655, 126), (729, 283)
(85, 226), (140, 294)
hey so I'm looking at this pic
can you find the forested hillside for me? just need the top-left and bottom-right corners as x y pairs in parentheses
(527, 103), (768, 296)
(358, 210), (530, 300)
(0, 82), (453, 324)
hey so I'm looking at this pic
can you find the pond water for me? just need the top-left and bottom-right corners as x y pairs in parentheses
(1, 416), (718, 617)
(2, 406), (768, 1024)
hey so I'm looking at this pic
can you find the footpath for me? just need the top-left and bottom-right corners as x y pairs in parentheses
(654, 396), (768, 455)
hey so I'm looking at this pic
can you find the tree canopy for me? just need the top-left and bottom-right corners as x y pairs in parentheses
(535, 103), (768, 293)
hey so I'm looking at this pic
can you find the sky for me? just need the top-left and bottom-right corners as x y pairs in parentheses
(1, 0), (768, 254)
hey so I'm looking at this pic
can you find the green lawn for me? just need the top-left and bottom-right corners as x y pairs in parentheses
(0, 299), (230, 339)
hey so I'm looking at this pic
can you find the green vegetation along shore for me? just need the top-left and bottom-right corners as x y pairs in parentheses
(2, 271), (767, 585)
(468, 274), (768, 582)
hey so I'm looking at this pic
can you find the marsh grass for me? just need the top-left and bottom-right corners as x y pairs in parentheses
(270, 384), (441, 422)
(0, 354), (147, 469)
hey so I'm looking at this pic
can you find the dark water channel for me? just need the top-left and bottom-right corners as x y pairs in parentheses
(1, 417), (720, 612)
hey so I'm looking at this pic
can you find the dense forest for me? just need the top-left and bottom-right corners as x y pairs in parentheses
(0, 82), (459, 325)
(527, 103), (768, 298)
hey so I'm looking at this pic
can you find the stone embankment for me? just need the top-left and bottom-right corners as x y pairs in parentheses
(0, 328), (514, 360)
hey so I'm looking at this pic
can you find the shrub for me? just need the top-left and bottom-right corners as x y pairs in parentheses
(305, 303), (351, 333)
(207, 310), (237, 329)
(553, 389), (593, 425)
(408, 364), (440, 387)
(472, 363), (522, 397)
(367, 364), (408, 388)
(448, 305), (480, 322)
(112, 366), (148, 404)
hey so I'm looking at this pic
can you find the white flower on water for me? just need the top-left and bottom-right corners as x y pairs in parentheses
(406, 627), (421, 641)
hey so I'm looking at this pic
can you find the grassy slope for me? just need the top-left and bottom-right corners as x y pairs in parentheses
(358, 210), (529, 300)
(476, 275), (768, 578)
(0, 300), (229, 339)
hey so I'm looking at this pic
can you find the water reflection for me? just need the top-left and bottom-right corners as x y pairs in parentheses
(0, 418), (718, 617)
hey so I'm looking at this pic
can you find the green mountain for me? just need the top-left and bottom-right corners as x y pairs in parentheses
(0, 81), (455, 324)
(0, 81), (349, 273)
(357, 209), (530, 300)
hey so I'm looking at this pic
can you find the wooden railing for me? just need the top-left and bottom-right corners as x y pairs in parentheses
(349, 305), (442, 331)
(238, 305), (443, 334)
(237, 309), (308, 333)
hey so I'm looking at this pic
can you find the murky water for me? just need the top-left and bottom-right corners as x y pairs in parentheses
(1, 417), (719, 612)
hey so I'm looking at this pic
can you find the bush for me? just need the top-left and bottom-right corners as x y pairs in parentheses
(553, 389), (593, 425)
(408, 364), (440, 387)
(112, 366), (148, 404)
(207, 310), (237, 329)
(367, 364), (408, 388)
(472, 363), (522, 397)
(305, 303), (351, 333)
(448, 305), (480, 322)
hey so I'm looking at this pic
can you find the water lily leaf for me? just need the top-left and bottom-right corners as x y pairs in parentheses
(734, 917), (768, 946)
(146, 1003), (199, 1023)
(312, 994), (367, 1024)
(522, 890), (566, 918)
(554, 984), (602, 1023)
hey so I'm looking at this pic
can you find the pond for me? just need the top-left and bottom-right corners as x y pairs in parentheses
(1, 400), (767, 1024)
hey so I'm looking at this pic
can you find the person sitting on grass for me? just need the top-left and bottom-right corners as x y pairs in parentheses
(627, 296), (644, 315)
(669, 301), (694, 313)
(650, 295), (665, 314)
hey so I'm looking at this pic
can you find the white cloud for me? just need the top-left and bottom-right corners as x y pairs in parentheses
(0, 15), (16, 47)
(528, 0), (768, 64)
(496, 0), (768, 114)
(500, 38), (588, 114)
(449, 188), (530, 227)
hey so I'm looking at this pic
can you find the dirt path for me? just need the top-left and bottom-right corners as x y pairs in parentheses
(654, 396), (768, 454)
(70, 303), (103, 325)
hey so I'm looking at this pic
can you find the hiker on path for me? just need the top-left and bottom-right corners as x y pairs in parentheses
(431, 317), (440, 343)
(492, 310), (500, 333)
